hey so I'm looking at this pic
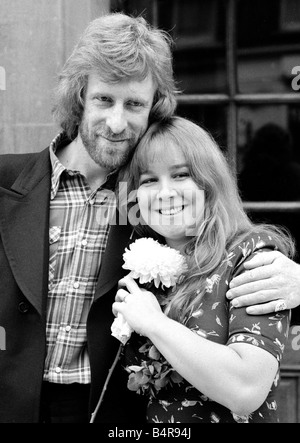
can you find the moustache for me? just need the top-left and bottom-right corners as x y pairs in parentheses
(94, 129), (132, 142)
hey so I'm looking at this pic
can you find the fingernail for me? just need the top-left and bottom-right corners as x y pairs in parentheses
(231, 299), (239, 308)
(227, 291), (233, 300)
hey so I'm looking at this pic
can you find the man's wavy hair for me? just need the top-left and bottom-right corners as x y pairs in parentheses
(52, 13), (178, 140)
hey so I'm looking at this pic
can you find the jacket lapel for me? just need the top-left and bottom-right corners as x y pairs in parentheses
(0, 148), (51, 316)
(94, 220), (134, 302)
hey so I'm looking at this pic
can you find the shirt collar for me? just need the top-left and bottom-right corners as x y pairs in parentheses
(49, 132), (118, 200)
(49, 132), (71, 200)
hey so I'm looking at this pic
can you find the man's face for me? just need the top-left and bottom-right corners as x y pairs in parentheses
(78, 73), (156, 171)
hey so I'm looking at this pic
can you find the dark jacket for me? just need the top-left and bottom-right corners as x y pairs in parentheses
(0, 148), (146, 423)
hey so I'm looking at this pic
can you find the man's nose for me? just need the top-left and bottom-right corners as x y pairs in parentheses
(106, 105), (128, 134)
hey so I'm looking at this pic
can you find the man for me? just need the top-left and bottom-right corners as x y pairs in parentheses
(0, 12), (299, 424)
(0, 13), (177, 423)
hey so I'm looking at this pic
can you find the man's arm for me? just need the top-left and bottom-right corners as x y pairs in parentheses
(226, 251), (300, 315)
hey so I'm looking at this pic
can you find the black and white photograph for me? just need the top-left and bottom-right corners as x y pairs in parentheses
(0, 0), (300, 429)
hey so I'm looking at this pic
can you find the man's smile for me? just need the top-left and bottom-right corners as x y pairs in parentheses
(97, 134), (129, 143)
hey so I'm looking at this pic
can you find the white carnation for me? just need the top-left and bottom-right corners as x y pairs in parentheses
(122, 238), (188, 288)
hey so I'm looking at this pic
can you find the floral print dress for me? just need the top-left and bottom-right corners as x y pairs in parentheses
(122, 233), (290, 423)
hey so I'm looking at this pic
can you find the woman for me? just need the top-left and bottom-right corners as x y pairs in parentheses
(113, 116), (294, 423)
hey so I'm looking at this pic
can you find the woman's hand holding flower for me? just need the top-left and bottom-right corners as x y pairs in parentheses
(111, 238), (187, 344)
(113, 275), (164, 337)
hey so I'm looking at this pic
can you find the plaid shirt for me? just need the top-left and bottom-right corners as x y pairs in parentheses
(43, 133), (117, 384)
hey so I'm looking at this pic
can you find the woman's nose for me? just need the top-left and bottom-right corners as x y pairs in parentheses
(156, 181), (177, 199)
(106, 105), (128, 134)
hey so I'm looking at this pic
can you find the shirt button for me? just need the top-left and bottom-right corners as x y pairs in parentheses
(55, 367), (62, 374)
(90, 199), (95, 206)
(81, 239), (88, 246)
(65, 326), (72, 332)
(18, 302), (29, 314)
(73, 282), (80, 289)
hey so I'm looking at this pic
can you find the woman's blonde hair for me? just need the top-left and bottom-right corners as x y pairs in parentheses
(52, 13), (178, 140)
(119, 116), (295, 322)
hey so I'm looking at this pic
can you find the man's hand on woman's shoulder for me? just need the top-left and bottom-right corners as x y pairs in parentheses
(226, 251), (300, 315)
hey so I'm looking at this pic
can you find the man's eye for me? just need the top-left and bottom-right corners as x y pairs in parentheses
(128, 101), (143, 108)
(99, 96), (110, 102)
(95, 96), (111, 104)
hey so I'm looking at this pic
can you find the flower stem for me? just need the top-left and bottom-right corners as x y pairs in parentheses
(89, 343), (123, 423)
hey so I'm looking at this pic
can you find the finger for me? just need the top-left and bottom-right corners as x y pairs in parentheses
(274, 300), (288, 312)
(113, 299), (131, 314)
(245, 300), (288, 316)
(229, 290), (280, 308)
(243, 251), (283, 270)
(119, 275), (142, 295)
(115, 288), (130, 303)
(112, 301), (123, 316)
(227, 279), (277, 299)
(229, 265), (274, 290)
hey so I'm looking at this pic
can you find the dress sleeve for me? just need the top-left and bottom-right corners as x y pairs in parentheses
(226, 233), (291, 363)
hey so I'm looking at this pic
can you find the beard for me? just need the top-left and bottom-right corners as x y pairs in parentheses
(79, 119), (139, 171)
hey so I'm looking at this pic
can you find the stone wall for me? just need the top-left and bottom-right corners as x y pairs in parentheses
(0, 0), (110, 154)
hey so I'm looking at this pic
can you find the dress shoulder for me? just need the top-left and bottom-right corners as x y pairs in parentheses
(229, 231), (284, 279)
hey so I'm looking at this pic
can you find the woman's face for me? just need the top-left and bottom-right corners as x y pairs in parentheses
(137, 143), (205, 250)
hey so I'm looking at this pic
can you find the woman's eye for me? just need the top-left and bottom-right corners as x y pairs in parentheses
(139, 177), (157, 185)
(173, 172), (190, 179)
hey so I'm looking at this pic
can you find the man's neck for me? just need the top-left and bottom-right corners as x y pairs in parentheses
(57, 138), (110, 191)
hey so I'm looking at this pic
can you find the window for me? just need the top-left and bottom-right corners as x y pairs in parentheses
(280, 0), (300, 32)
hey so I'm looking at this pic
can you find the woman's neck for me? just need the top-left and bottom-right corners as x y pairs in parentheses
(165, 238), (188, 254)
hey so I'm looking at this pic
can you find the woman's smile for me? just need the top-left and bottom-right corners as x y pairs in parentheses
(158, 205), (185, 216)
